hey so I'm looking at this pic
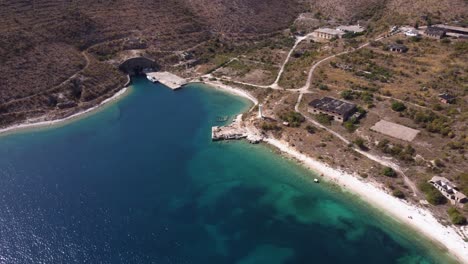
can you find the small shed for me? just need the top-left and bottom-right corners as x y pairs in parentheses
(438, 93), (456, 104)
(388, 44), (408, 53)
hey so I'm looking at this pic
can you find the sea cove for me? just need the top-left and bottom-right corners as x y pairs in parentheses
(0, 77), (456, 263)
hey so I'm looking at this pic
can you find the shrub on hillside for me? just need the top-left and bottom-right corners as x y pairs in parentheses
(419, 182), (447, 205)
(391, 101), (406, 112)
(447, 207), (467, 225)
(315, 114), (333, 126)
(382, 167), (397, 177)
(279, 111), (305, 127)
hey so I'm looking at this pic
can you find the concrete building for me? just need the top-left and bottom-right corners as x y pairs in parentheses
(308, 97), (356, 123)
(337, 25), (365, 33)
(388, 44), (408, 53)
(429, 176), (467, 204)
(425, 27), (446, 39)
(313, 28), (345, 40)
(433, 24), (468, 38)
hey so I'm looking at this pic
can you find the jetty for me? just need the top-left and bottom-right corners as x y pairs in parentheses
(212, 115), (262, 144)
(146, 72), (187, 90)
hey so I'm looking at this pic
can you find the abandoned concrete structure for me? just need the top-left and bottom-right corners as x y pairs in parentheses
(438, 93), (456, 104)
(425, 27), (446, 39)
(313, 28), (345, 39)
(308, 97), (356, 123)
(388, 44), (408, 53)
(429, 176), (467, 205)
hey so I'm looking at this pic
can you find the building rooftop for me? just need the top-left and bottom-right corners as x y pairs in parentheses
(315, 28), (345, 36)
(425, 26), (446, 36)
(439, 93), (456, 101)
(337, 25), (365, 33)
(433, 24), (468, 34)
(308, 97), (356, 116)
(388, 44), (408, 50)
(430, 176), (457, 189)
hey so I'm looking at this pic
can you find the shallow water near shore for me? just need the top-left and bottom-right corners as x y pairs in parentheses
(0, 76), (457, 263)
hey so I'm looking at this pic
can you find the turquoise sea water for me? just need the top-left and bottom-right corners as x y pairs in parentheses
(0, 77), (456, 263)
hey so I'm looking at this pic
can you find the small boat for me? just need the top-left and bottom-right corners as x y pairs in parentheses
(314, 178), (319, 183)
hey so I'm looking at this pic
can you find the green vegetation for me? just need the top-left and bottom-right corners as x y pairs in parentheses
(419, 182), (447, 205)
(341, 90), (354, 100)
(318, 84), (329, 91)
(343, 117), (359, 133)
(382, 167), (397, 177)
(353, 137), (368, 151)
(377, 139), (415, 162)
(306, 125), (316, 134)
(391, 101), (406, 112)
(447, 207), (467, 225)
(455, 173), (468, 195)
(315, 114), (333, 126)
(261, 122), (281, 131)
(392, 189), (405, 199)
(404, 108), (452, 136)
(279, 111), (305, 127)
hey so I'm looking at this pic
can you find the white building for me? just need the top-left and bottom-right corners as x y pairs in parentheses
(313, 28), (345, 39)
(429, 176), (467, 205)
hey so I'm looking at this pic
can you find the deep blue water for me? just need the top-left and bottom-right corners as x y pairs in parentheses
(0, 77), (455, 263)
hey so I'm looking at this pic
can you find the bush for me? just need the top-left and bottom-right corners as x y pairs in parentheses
(353, 137), (368, 150)
(261, 122), (280, 131)
(447, 207), (467, 225)
(419, 182), (447, 205)
(392, 189), (405, 199)
(391, 101), (406, 112)
(341, 90), (354, 100)
(318, 84), (329, 90)
(382, 167), (397, 177)
(343, 119), (357, 133)
(306, 125), (316, 134)
(279, 111), (305, 127)
(315, 114), (333, 125)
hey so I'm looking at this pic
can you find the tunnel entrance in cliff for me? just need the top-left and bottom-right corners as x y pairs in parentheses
(119, 57), (160, 76)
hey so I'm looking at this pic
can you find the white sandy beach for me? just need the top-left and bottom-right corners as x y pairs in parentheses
(201, 80), (259, 106)
(0, 87), (129, 136)
(264, 137), (468, 263)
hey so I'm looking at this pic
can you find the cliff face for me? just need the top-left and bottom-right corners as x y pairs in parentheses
(0, 0), (466, 127)
(301, 0), (467, 22)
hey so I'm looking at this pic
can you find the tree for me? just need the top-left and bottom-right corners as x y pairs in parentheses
(392, 189), (405, 199)
(306, 125), (316, 134)
(391, 101), (406, 112)
(341, 90), (354, 100)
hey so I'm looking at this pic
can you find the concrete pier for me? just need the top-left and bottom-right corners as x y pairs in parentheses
(146, 72), (187, 90)
(212, 115), (263, 144)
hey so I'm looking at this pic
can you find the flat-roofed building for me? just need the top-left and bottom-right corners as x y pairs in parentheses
(308, 97), (356, 123)
(433, 24), (468, 36)
(313, 28), (345, 40)
(337, 25), (365, 33)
